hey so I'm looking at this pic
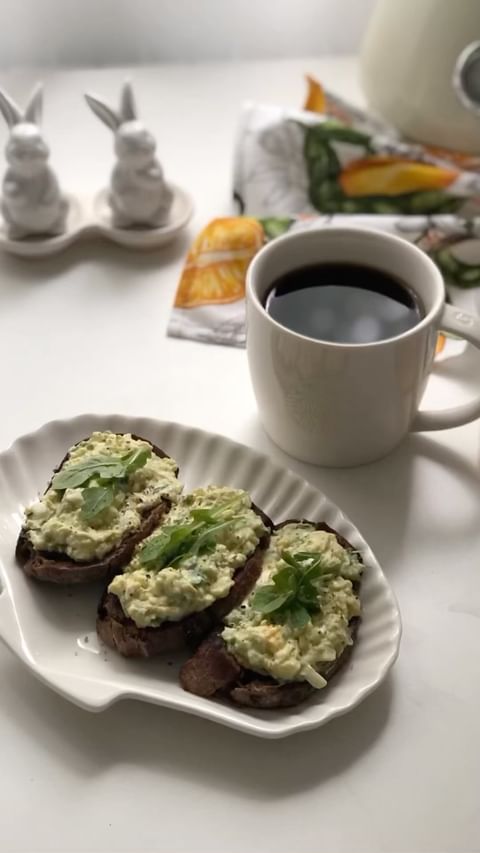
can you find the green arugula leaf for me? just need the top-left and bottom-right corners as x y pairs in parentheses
(190, 499), (240, 525)
(52, 445), (152, 524)
(138, 532), (169, 568)
(251, 549), (341, 625)
(251, 586), (292, 614)
(287, 603), (312, 628)
(272, 565), (298, 594)
(295, 580), (315, 603)
(190, 520), (233, 555)
(281, 550), (300, 569)
(139, 500), (242, 571)
(190, 508), (220, 524)
(303, 562), (328, 582)
(52, 456), (126, 490)
(122, 447), (151, 475)
(140, 522), (200, 569)
(52, 446), (151, 491)
(282, 550), (340, 581)
(81, 485), (116, 521)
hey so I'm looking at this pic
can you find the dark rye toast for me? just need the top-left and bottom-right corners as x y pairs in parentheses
(180, 520), (362, 709)
(96, 504), (273, 657)
(179, 618), (359, 708)
(16, 434), (179, 584)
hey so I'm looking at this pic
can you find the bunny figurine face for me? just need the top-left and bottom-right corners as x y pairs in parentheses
(0, 83), (67, 238)
(85, 82), (173, 229)
(6, 124), (49, 177)
(114, 120), (156, 168)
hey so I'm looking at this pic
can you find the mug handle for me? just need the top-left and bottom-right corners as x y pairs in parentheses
(412, 303), (480, 432)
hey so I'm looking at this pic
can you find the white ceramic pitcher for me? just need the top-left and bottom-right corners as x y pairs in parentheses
(361, 0), (480, 153)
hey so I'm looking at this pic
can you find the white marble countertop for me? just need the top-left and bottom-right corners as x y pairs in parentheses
(0, 57), (479, 853)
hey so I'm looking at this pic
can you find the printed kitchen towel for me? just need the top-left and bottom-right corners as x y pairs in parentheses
(168, 78), (480, 348)
(168, 213), (479, 349)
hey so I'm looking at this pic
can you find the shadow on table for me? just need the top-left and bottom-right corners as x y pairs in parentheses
(0, 228), (191, 291)
(239, 420), (480, 574)
(1, 651), (394, 799)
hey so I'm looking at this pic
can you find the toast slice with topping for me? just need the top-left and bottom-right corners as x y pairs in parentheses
(180, 520), (362, 708)
(96, 487), (272, 656)
(16, 431), (181, 584)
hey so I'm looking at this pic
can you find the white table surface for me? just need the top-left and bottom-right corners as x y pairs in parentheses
(0, 57), (479, 853)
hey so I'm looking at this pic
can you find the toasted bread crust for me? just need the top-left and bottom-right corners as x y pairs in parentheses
(16, 434), (178, 585)
(96, 505), (272, 657)
(180, 521), (362, 708)
(178, 631), (243, 696)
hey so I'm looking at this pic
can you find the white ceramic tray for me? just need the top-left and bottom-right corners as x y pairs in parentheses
(0, 184), (193, 257)
(0, 414), (401, 738)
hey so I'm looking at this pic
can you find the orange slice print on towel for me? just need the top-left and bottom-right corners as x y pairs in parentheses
(304, 75), (326, 114)
(174, 257), (252, 308)
(175, 218), (265, 308)
(339, 156), (459, 197)
(436, 333), (447, 355)
(188, 217), (264, 259)
(303, 74), (353, 125)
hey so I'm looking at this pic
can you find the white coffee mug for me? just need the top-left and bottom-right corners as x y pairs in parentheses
(246, 226), (480, 467)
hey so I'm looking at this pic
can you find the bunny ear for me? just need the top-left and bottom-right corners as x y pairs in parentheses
(120, 81), (137, 121)
(0, 87), (22, 128)
(24, 82), (43, 124)
(84, 92), (120, 130)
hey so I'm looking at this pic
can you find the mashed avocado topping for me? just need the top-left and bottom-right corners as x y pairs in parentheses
(25, 432), (182, 562)
(222, 523), (362, 688)
(108, 486), (267, 627)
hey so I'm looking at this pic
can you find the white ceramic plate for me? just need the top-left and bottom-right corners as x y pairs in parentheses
(0, 184), (193, 257)
(0, 414), (401, 738)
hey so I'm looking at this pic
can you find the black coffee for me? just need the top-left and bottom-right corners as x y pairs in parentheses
(264, 262), (424, 344)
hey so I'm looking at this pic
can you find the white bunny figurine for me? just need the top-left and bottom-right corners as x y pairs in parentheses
(0, 83), (67, 239)
(85, 82), (173, 229)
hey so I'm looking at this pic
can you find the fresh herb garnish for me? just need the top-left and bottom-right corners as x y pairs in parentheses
(139, 502), (242, 570)
(189, 520), (234, 557)
(251, 550), (340, 627)
(52, 445), (152, 520)
(52, 457), (125, 490)
(121, 447), (151, 476)
(140, 521), (201, 569)
(81, 485), (117, 521)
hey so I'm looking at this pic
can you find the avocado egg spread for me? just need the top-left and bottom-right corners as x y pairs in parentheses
(222, 523), (362, 688)
(25, 431), (181, 562)
(109, 486), (267, 626)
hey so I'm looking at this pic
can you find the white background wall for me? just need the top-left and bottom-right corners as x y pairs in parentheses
(0, 0), (377, 67)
